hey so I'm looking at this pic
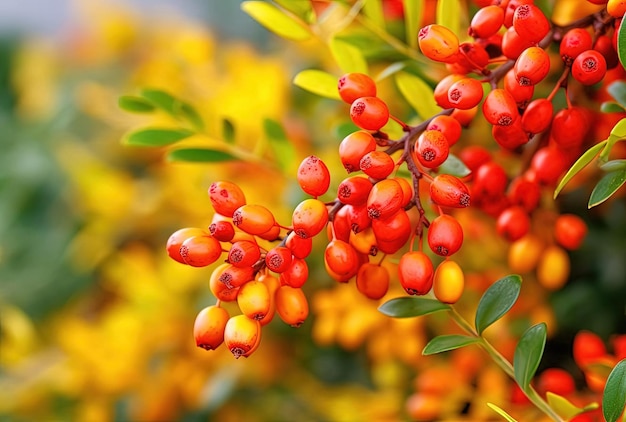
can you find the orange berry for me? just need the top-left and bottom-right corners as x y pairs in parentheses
(338, 73), (377, 104)
(491, 117), (529, 150)
(433, 260), (465, 304)
(208, 220), (235, 242)
(504, 68), (534, 106)
(427, 115), (462, 146)
(339, 131), (377, 173)
(180, 235), (222, 267)
(469, 5), (505, 39)
(360, 150), (395, 180)
(237, 280), (271, 321)
(371, 208), (411, 245)
(482, 88), (519, 126)
(265, 246), (293, 273)
(571, 49), (607, 85)
(502, 25), (534, 60)
(349, 227), (379, 256)
(232, 204), (276, 235)
(537, 368), (576, 397)
(521, 98), (553, 134)
(447, 77), (484, 110)
(228, 240), (261, 268)
(512, 4), (550, 44)
(275, 285), (309, 327)
(415, 130), (450, 168)
(429, 174), (471, 208)
(218, 264), (255, 289)
(573, 331), (607, 368)
(395, 176), (414, 207)
(292, 198), (329, 239)
(279, 258), (309, 288)
(356, 263), (389, 300)
(223, 314), (261, 359)
(350, 96), (390, 131)
(496, 206), (531, 241)
(418, 24), (460, 63)
(208, 181), (247, 217)
(514, 46), (550, 86)
(285, 231), (313, 259)
(507, 233), (544, 273)
(560, 28), (593, 65)
(193, 305), (230, 350)
(428, 214), (464, 256)
(167, 227), (209, 264)
(554, 214), (587, 250)
(337, 175), (374, 205)
(536, 245), (570, 290)
(325, 239), (359, 277)
(366, 179), (404, 219)
(209, 264), (240, 302)
(398, 251), (434, 295)
(607, 0), (626, 18)
(297, 155), (331, 197)
(434, 74), (465, 108)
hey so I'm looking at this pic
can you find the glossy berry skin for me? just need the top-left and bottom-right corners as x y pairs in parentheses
(356, 263), (389, 300)
(496, 206), (531, 241)
(474, 162), (508, 197)
(550, 107), (589, 148)
(209, 181), (247, 217)
(504, 68), (534, 106)
(482, 88), (519, 126)
(194, 305), (229, 350)
(292, 198), (329, 239)
(492, 117), (529, 150)
(415, 130), (450, 168)
(560, 28), (593, 65)
(224, 314), (261, 359)
(554, 214), (587, 250)
(447, 78), (484, 110)
(366, 179), (404, 219)
(502, 26), (535, 60)
(209, 264), (240, 302)
(237, 281), (271, 321)
(459, 145), (491, 173)
(512, 4), (550, 45)
(339, 131), (377, 172)
(507, 176), (541, 212)
(265, 246), (293, 273)
(371, 209), (411, 246)
(434, 74), (465, 108)
(297, 155), (331, 197)
(167, 227), (209, 264)
(469, 5), (504, 39)
(537, 368), (576, 397)
(285, 231), (313, 259)
(218, 264), (255, 289)
(337, 176), (373, 205)
(433, 260), (465, 304)
(360, 150), (395, 179)
(428, 214), (464, 256)
(429, 174), (471, 208)
(275, 285), (309, 327)
(228, 240), (261, 268)
(521, 98), (553, 134)
(531, 147), (568, 186)
(514, 46), (551, 86)
(325, 239), (359, 277)
(233, 204), (276, 236)
(180, 235), (222, 267)
(573, 331), (607, 368)
(338, 73), (377, 104)
(449, 42), (490, 74)
(209, 220), (235, 242)
(571, 49), (607, 85)
(350, 96), (390, 131)
(398, 251), (434, 295)
(280, 258), (309, 288)
(418, 24), (460, 63)
(427, 115), (462, 146)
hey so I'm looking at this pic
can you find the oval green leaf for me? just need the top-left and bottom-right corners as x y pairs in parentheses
(273, 0), (313, 22)
(588, 168), (626, 208)
(599, 159), (626, 172)
(222, 118), (236, 144)
(546, 392), (588, 421)
(395, 71), (439, 120)
(422, 334), (479, 355)
(118, 95), (155, 113)
(241, 1), (311, 41)
(330, 38), (368, 74)
(617, 16), (626, 71)
(140, 88), (177, 113)
(166, 148), (239, 163)
(513, 322), (547, 391)
(601, 101), (626, 113)
(554, 140), (607, 199)
(293, 69), (341, 100)
(264, 118), (296, 173)
(140, 88), (204, 130)
(378, 297), (450, 318)
(603, 358), (626, 422)
(124, 128), (194, 147)
(403, 0), (424, 49)
(486, 403), (519, 422)
(439, 153), (471, 177)
(475, 274), (522, 335)
(607, 80), (626, 108)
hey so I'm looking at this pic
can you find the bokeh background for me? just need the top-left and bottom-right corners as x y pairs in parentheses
(0, 1), (625, 421)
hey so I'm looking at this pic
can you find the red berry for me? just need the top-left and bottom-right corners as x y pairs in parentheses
(512, 4), (550, 45)
(415, 130), (450, 168)
(482, 88), (519, 126)
(428, 214), (464, 256)
(338, 73), (377, 104)
(571, 49), (607, 85)
(350, 96), (390, 131)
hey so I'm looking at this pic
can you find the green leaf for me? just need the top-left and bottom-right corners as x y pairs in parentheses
(222, 119), (236, 144)
(486, 403), (519, 422)
(395, 71), (439, 119)
(166, 148), (239, 163)
(422, 334), (479, 355)
(241, 1), (311, 41)
(140, 88), (177, 113)
(607, 80), (626, 108)
(546, 392), (590, 422)
(140, 88), (204, 131)
(362, 0), (385, 28)
(378, 297), (450, 318)
(439, 153), (471, 177)
(617, 16), (626, 71)
(330, 38), (368, 74)
(436, 0), (463, 40)
(263, 118), (296, 172)
(124, 128), (194, 147)
(601, 102), (626, 113)
(293, 70), (341, 100)
(273, 0), (314, 22)
(603, 359), (626, 422)
(403, 0), (424, 49)
(178, 103), (205, 131)
(553, 140), (606, 199)
(375, 61), (407, 81)
(475, 275), (522, 335)
(588, 168), (626, 208)
(513, 322), (547, 391)
(118, 95), (155, 113)
(600, 159), (626, 172)
(608, 117), (626, 140)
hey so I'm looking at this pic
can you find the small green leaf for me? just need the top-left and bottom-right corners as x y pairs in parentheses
(422, 335), (479, 355)
(599, 159), (626, 172)
(124, 128), (194, 147)
(617, 16), (626, 71)
(330, 38), (368, 74)
(264, 118), (296, 172)
(293, 70), (341, 100)
(439, 153), (471, 177)
(486, 403), (519, 422)
(178, 103), (205, 131)
(375, 61), (407, 81)
(588, 168), (626, 208)
(403, 0), (424, 49)
(475, 275), (522, 335)
(378, 297), (450, 318)
(166, 148), (239, 163)
(513, 323), (547, 391)
(140, 88), (178, 114)
(222, 119), (236, 144)
(607, 80), (626, 108)
(273, 0), (313, 22)
(554, 140), (606, 199)
(546, 392), (591, 421)
(608, 117), (626, 140)
(118, 95), (155, 113)
(603, 359), (626, 422)
(241, 1), (311, 41)
(436, 0), (463, 40)
(601, 101), (626, 113)
(140, 88), (204, 130)
(362, 0), (385, 28)
(395, 71), (439, 120)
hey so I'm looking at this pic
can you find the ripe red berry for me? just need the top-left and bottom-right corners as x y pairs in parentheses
(507, 176), (541, 212)
(338, 73), (377, 104)
(502, 26), (535, 59)
(366, 179), (404, 219)
(550, 107), (589, 148)
(292, 198), (329, 239)
(512, 4), (550, 45)
(180, 235), (223, 267)
(434, 74), (465, 108)
(496, 206), (531, 241)
(447, 78), (484, 110)
(429, 174), (471, 208)
(398, 251), (434, 295)
(530, 146), (568, 186)
(265, 246), (294, 273)
(474, 161), (508, 196)
(521, 98), (553, 134)
(280, 257), (309, 288)
(209, 181), (247, 217)
(448, 42), (490, 74)
(554, 214), (587, 250)
(228, 240), (261, 268)
(209, 220), (235, 242)
(571, 49), (607, 85)
(350, 96), (390, 131)
(325, 239), (359, 277)
(194, 305), (229, 350)
(232, 204), (276, 236)
(360, 150), (395, 179)
(418, 24), (460, 63)
(459, 145), (492, 173)
(492, 117), (529, 150)
(514, 46), (551, 86)
(415, 129), (450, 168)
(428, 214), (464, 256)
(427, 115), (462, 146)
(469, 5), (505, 39)
(504, 68), (534, 107)
(482, 88), (519, 126)
(167, 227), (209, 264)
(560, 28), (593, 65)
(339, 131), (377, 172)
(297, 155), (331, 197)
(371, 208), (411, 245)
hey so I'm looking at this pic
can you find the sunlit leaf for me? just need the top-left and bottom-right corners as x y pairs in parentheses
(222, 119), (236, 144)
(603, 359), (626, 422)
(554, 140), (606, 199)
(293, 69), (341, 100)
(475, 275), (521, 334)
(422, 334), (479, 355)
(436, 0), (462, 40)
(124, 128), (194, 147)
(166, 148), (239, 163)
(273, 0), (314, 23)
(546, 392), (588, 421)
(514, 323), (547, 391)
(403, 0), (424, 49)
(487, 403), (519, 422)
(439, 153), (471, 177)
(601, 102), (626, 113)
(618, 16), (626, 71)
(241, 1), (311, 41)
(362, 0), (385, 28)
(588, 168), (626, 208)
(379, 297), (450, 318)
(330, 38), (369, 74)
(264, 118), (296, 172)
(608, 117), (626, 140)
(118, 96), (155, 113)
(607, 80), (626, 108)
(395, 71), (439, 119)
